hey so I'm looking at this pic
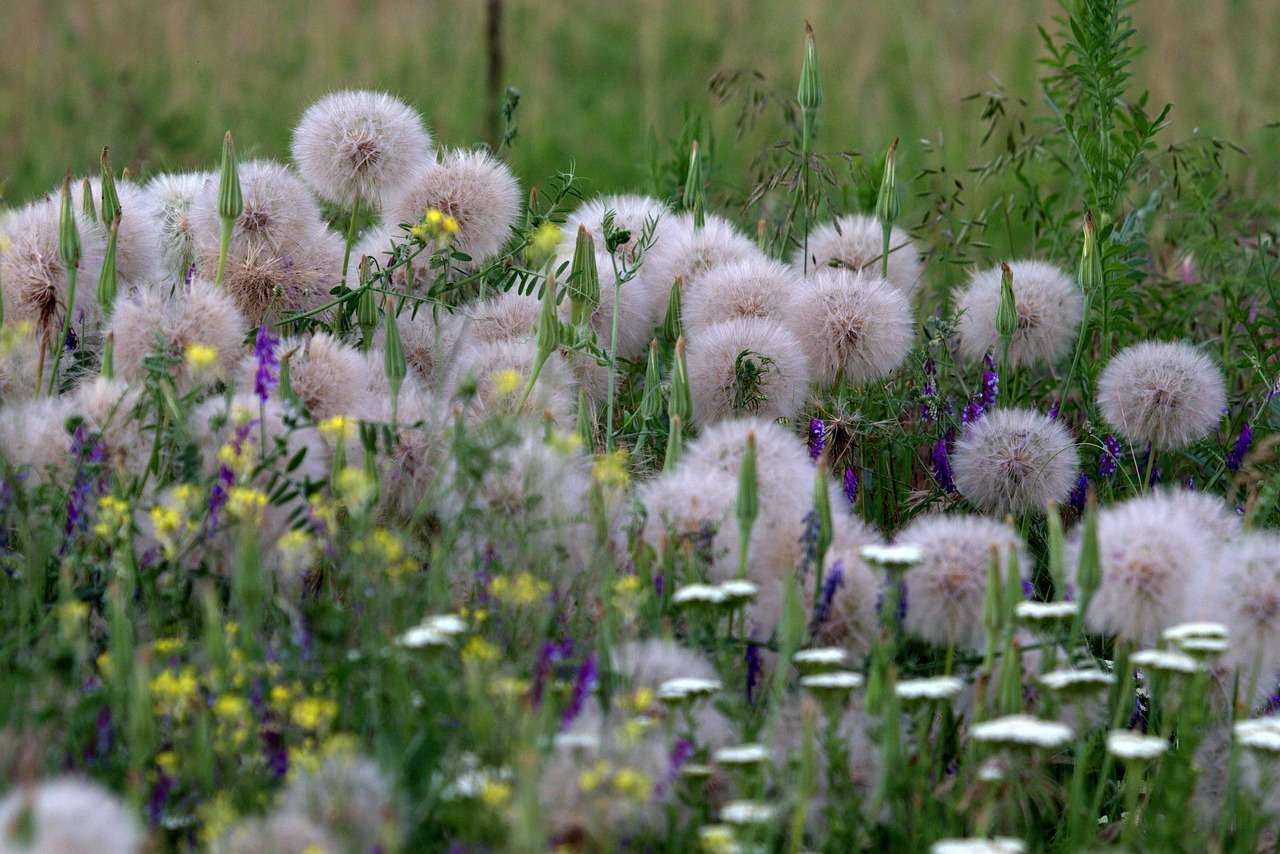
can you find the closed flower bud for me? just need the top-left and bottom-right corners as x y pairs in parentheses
(682, 141), (705, 229)
(217, 131), (243, 224)
(996, 262), (1017, 366)
(567, 225), (600, 327)
(875, 140), (899, 228)
(102, 331), (115, 380)
(669, 337), (693, 425)
(640, 339), (662, 423)
(81, 176), (96, 221)
(99, 147), (121, 227)
(356, 281), (379, 345)
(1079, 210), (1102, 296)
(797, 22), (823, 115)
(536, 272), (561, 357)
(58, 172), (81, 270)
(735, 433), (759, 553)
(661, 276), (683, 345)
(383, 299), (408, 414)
(96, 215), (120, 318)
(664, 413), (683, 470)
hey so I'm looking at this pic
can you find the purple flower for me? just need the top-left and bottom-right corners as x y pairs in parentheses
(65, 426), (106, 537)
(874, 578), (909, 625)
(808, 417), (826, 461)
(561, 654), (597, 730)
(184, 262), (196, 288)
(921, 359), (938, 421)
(931, 430), (955, 491)
(1048, 401), (1060, 420)
(656, 739), (695, 797)
(1099, 435), (1121, 478)
(253, 323), (280, 403)
(745, 642), (763, 704)
(653, 572), (665, 597)
(843, 467), (858, 507)
(531, 639), (572, 708)
(798, 509), (820, 581)
(809, 561), (844, 635)
(147, 773), (174, 826)
(980, 350), (1000, 409)
(207, 417), (258, 532)
(1227, 423), (1252, 472)
(1069, 472), (1089, 511)
(1188, 476), (1195, 490)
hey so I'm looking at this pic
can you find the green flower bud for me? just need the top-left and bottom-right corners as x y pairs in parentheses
(356, 282), (378, 347)
(567, 226), (600, 327)
(669, 337), (693, 424)
(663, 414), (682, 471)
(81, 177), (96, 221)
(1079, 209), (1103, 297)
(682, 141), (705, 229)
(217, 131), (243, 223)
(1046, 503), (1067, 601)
(99, 147), (121, 227)
(995, 634), (1024, 716)
(536, 272), (561, 357)
(97, 215), (120, 318)
(981, 544), (1003, 669)
(874, 140), (899, 280)
(996, 262), (1017, 368)
(661, 277), (683, 347)
(1003, 529), (1024, 631)
(640, 339), (662, 424)
(576, 389), (595, 453)
(101, 332), (115, 380)
(278, 353), (294, 404)
(736, 433), (759, 536)
(383, 297), (408, 417)
(1076, 488), (1102, 609)
(813, 453), (833, 579)
(57, 171), (81, 270)
(797, 21), (822, 151)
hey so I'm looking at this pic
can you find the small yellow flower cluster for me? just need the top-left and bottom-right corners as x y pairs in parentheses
(592, 449), (631, 489)
(93, 495), (132, 543)
(291, 696), (340, 732)
(335, 466), (376, 510)
(490, 368), (524, 398)
(461, 636), (501, 664)
(183, 342), (220, 377)
(409, 208), (460, 245)
(547, 430), (584, 455)
(149, 484), (204, 559)
(151, 667), (201, 721)
(526, 222), (562, 261)
(226, 486), (268, 523)
(352, 528), (416, 579)
(578, 760), (653, 802)
(317, 414), (358, 444)
(276, 529), (318, 579)
(0, 321), (34, 355)
(489, 571), (550, 606)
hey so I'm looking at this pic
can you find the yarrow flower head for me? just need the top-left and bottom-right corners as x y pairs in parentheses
(970, 714), (1073, 750)
(1105, 730), (1168, 762)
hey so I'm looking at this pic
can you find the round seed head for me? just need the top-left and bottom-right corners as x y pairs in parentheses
(144, 171), (210, 281)
(560, 193), (671, 266)
(955, 260), (1084, 368)
(951, 407), (1081, 516)
(1096, 340), (1226, 450)
(793, 214), (923, 297)
(212, 231), (343, 326)
(0, 776), (142, 854)
(191, 159), (325, 259)
(86, 176), (163, 286)
(291, 89), (433, 208)
(684, 317), (810, 428)
(638, 212), (762, 307)
(683, 257), (799, 336)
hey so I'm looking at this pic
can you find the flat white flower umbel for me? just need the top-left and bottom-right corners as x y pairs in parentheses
(793, 647), (850, 672)
(713, 744), (770, 766)
(800, 671), (866, 699)
(1039, 668), (1115, 697)
(656, 677), (722, 704)
(970, 714), (1073, 750)
(720, 800), (778, 826)
(672, 583), (728, 608)
(895, 675), (965, 702)
(1234, 719), (1280, 755)
(1015, 601), (1079, 625)
(1105, 730), (1168, 762)
(860, 543), (926, 570)
(1132, 649), (1201, 675)
(930, 838), (1027, 854)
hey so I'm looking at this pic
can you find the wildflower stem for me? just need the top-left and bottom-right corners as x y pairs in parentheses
(605, 260), (623, 451)
(215, 219), (232, 287)
(342, 189), (363, 288)
(46, 267), (75, 395)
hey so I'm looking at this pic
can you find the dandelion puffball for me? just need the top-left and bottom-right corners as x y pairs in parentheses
(110, 278), (246, 394)
(145, 171), (210, 281)
(561, 193), (671, 266)
(896, 514), (1027, 652)
(780, 267), (914, 385)
(385, 148), (521, 271)
(951, 407), (1080, 516)
(446, 337), (577, 426)
(955, 260), (1083, 368)
(638, 212), (762, 306)
(291, 89), (433, 208)
(216, 231), (342, 326)
(682, 416), (814, 507)
(0, 776), (142, 854)
(242, 332), (374, 421)
(212, 811), (340, 854)
(793, 213), (923, 297)
(1070, 494), (1220, 645)
(1199, 533), (1280, 707)
(86, 176), (163, 286)
(1096, 340), (1226, 451)
(683, 257), (798, 336)
(191, 159), (324, 259)
(684, 317), (810, 428)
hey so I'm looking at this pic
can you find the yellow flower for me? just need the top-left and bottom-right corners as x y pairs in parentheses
(217, 441), (254, 479)
(620, 716), (655, 745)
(291, 696), (339, 732)
(491, 571), (550, 606)
(226, 487), (267, 522)
(479, 779), (513, 809)
(198, 793), (237, 848)
(169, 483), (203, 512)
(277, 529), (316, 578)
(461, 636), (500, 664)
(547, 430), (583, 455)
(153, 637), (184, 656)
(613, 767), (653, 801)
(93, 495), (132, 542)
(183, 342), (220, 375)
(490, 368), (523, 397)
(527, 222), (562, 260)
(156, 751), (178, 774)
(317, 415), (357, 444)
(213, 694), (249, 721)
(149, 505), (184, 559)
(151, 668), (200, 719)
(0, 321), (34, 355)
(410, 208), (459, 244)
(592, 449), (630, 489)
(578, 760), (611, 793)
(335, 466), (375, 510)
(352, 529), (415, 579)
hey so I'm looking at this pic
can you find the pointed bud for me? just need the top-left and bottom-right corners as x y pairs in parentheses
(736, 432), (759, 531)
(757, 219), (767, 253)
(383, 298), (408, 415)
(576, 389), (595, 453)
(996, 262), (1017, 367)
(1003, 529), (1023, 629)
(101, 332), (115, 380)
(1076, 487), (1102, 608)
(81, 177), (96, 222)
(97, 215), (120, 318)
(669, 337), (692, 424)
(981, 545), (1003, 664)
(797, 22), (822, 151)
(1079, 209), (1103, 297)
(875, 139), (899, 227)
(640, 339), (663, 423)
(567, 226), (600, 327)
(661, 277), (683, 346)
(663, 414), (682, 471)
(995, 635), (1024, 716)
(682, 141), (705, 229)
(57, 172), (81, 270)
(356, 282), (378, 347)
(99, 147), (121, 227)
(278, 353), (293, 404)
(536, 272), (561, 357)
(217, 131), (243, 223)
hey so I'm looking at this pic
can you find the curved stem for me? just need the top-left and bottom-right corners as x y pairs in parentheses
(47, 268), (77, 395)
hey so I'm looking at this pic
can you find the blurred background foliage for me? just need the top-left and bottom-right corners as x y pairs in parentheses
(1, 0), (1277, 205)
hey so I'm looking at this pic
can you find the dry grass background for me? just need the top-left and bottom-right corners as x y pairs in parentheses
(1, 0), (1277, 202)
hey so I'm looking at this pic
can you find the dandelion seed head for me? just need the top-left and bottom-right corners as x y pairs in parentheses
(280, 749), (394, 854)
(212, 811), (339, 854)
(385, 148), (521, 271)
(446, 337), (577, 426)
(291, 89), (433, 208)
(1097, 340), (1227, 450)
(781, 267), (914, 385)
(635, 465), (738, 570)
(560, 193), (671, 266)
(951, 407), (1080, 516)
(86, 176), (163, 286)
(1200, 533), (1280, 707)
(956, 260), (1083, 367)
(145, 171), (210, 281)
(684, 317), (810, 427)
(192, 160), (324, 261)
(795, 214), (923, 297)
(639, 212), (762, 305)
(897, 514), (1027, 652)
(212, 231), (343, 326)
(0, 776), (142, 854)
(684, 257), (799, 336)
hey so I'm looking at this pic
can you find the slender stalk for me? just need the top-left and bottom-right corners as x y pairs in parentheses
(342, 189), (363, 286)
(47, 267), (76, 395)
(605, 270), (622, 451)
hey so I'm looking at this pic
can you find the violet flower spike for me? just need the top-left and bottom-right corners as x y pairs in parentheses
(931, 430), (955, 491)
(809, 560), (844, 635)
(253, 322), (280, 403)
(1227, 422), (1252, 472)
(1069, 471), (1089, 511)
(561, 653), (597, 730)
(745, 643), (763, 704)
(843, 467), (858, 507)
(808, 417), (826, 461)
(1099, 435), (1121, 478)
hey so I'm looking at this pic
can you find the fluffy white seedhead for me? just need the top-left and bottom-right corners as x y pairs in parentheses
(771, 703), (880, 828)
(813, 522), (887, 662)
(560, 193), (671, 266)
(1134, 488), (1242, 543)
(955, 260), (1083, 368)
(1070, 495), (1220, 645)
(291, 89), (433, 208)
(0, 198), (106, 345)
(612, 638), (721, 688)
(213, 231), (343, 326)
(638, 212), (762, 307)
(385, 148), (521, 271)
(780, 266), (913, 385)
(445, 337), (577, 426)
(683, 416), (813, 507)
(191, 159), (325, 259)
(0, 323), (50, 402)
(634, 465), (739, 571)
(683, 257), (798, 336)
(238, 332), (372, 421)
(685, 317), (810, 428)
(1196, 533), (1280, 708)
(0, 776), (142, 854)
(0, 395), (74, 482)
(442, 290), (541, 351)
(110, 278), (246, 394)
(378, 387), (447, 519)
(951, 407), (1080, 516)
(1096, 340), (1226, 450)
(280, 750), (396, 854)
(897, 514), (1027, 651)
(145, 171), (210, 281)
(86, 177), (163, 285)
(793, 214), (923, 297)
(68, 378), (149, 478)
(212, 811), (340, 854)
(554, 249), (656, 363)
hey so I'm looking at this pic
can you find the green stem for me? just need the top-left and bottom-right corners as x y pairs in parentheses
(342, 189), (362, 286)
(215, 219), (232, 288)
(47, 267), (77, 395)
(605, 267), (622, 451)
